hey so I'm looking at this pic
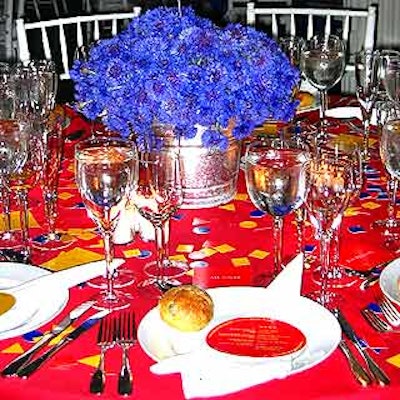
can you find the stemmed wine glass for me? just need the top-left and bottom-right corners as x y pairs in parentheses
(34, 120), (75, 250)
(355, 49), (380, 160)
(130, 138), (188, 295)
(301, 35), (346, 136)
(381, 54), (400, 104)
(244, 138), (310, 285)
(75, 137), (137, 310)
(305, 153), (355, 308)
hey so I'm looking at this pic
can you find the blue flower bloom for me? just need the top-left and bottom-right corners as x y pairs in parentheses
(71, 6), (299, 149)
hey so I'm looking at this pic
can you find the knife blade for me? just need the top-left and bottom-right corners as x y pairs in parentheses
(16, 309), (110, 378)
(336, 309), (390, 386)
(1, 300), (95, 377)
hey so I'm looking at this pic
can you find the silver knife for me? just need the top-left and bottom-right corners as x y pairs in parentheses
(16, 309), (110, 378)
(1, 299), (95, 377)
(336, 309), (390, 386)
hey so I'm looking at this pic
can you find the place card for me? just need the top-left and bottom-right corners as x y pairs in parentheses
(206, 317), (306, 358)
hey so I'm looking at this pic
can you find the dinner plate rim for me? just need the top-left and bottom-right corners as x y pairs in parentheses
(138, 286), (341, 375)
(0, 262), (69, 340)
(380, 258), (400, 305)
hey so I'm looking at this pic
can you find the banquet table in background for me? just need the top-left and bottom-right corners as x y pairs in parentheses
(2, 97), (400, 399)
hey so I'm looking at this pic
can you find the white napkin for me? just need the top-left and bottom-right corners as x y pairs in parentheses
(325, 106), (377, 125)
(150, 253), (305, 399)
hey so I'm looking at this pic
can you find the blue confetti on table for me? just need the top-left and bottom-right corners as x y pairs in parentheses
(23, 330), (43, 342)
(172, 213), (184, 221)
(193, 226), (210, 235)
(348, 225), (366, 234)
(359, 192), (371, 199)
(189, 260), (209, 268)
(304, 244), (316, 253)
(137, 249), (152, 259)
(250, 210), (266, 218)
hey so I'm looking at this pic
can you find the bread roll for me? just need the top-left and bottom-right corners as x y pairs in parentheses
(158, 285), (214, 332)
(297, 91), (315, 108)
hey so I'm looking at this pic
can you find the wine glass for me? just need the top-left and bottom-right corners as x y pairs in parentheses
(9, 123), (44, 262)
(33, 120), (75, 250)
(244, 138), (310, 285)
(355, 49), (380, 160)
(313, 140), (363, 289)
(279, 36), (304, 68)
(130, 143), (188, 295)
(381, 54), (400, 104)
(301, 35), (346, 136)
(305, 153), (355, 308)
(75, 136), (137, 310)
(0, 120), (29, 251)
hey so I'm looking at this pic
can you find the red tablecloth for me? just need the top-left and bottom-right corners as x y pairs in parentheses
(1, 99), (400, 399)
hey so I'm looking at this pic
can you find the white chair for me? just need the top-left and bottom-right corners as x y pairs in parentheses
(246, 2), (377, 92)
(15, 7), (141, 80)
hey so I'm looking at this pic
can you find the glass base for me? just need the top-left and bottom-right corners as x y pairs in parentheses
(136, 276), (183, 299)
(0, 231), (25, 250)
(87, 269), (136, 289)
(91, 289), (132, 311)
(372, 218), (400, 230)
(144, 259), (189, 279)
(305, 290), (341, 310)
(312, 266), (358, 288)
(32, 231), (75, 251)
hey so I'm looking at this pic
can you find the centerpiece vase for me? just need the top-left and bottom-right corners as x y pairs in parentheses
(154, 123), (242, 209)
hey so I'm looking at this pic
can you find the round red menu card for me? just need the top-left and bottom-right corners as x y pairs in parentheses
(206, 317), (307, 358)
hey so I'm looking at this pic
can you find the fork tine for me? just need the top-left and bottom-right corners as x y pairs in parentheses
(361, 309), (392, 332)
(377, 297), (400, 327)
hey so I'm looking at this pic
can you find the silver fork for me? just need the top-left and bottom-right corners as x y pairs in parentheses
(116, 311), (136, 396)
(361, 308), (392, 333)
(377, 297), (400, 327)
(89, 315), (115, 394)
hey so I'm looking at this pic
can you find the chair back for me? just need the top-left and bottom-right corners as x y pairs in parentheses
(15, 8), (141, 80)
(246, 3), (377, 92)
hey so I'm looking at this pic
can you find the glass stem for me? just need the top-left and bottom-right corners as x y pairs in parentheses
(44, 189), (58, 237)
(1, 186), (11, 233)
(103, 230), (116, 301)
(272, 216), (283, 277)
(387, 177), (398, 226)
(363, 115), (371, 160)
(319, 230), (332, 308)
(154, 221), (168, 280)
(17, 189), (31, 258)
(319, 89), (328, 137)
(294, 208), (305, 254)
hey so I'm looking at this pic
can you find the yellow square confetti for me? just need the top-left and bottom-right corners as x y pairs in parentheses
(248, 249), (270, 259)
(386, 353), (400, 368)
(234, 193), (248, 201)
(200, 248), (217, 257)
(219, 203), (236, 211)
(344, 207), (362, 217)
(49, 326), (74, 345)
(176, 244), (194, 253)
(361, 202), (381, 210)
(123, 248), (142, 258)
(214, 244), (235, 254)
(42, 248), (103, 271)
(231, 257), (250, 267)
(58, 192), (74, 201)
(170, 254), (188, 262)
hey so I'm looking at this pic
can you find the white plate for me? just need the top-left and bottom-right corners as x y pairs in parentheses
(380, 258), (400, 306)
(0, 262), (69, 340)
(138, 286), (341, 374)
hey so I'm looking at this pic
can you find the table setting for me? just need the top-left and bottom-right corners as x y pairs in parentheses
(2, 4), (400, 400)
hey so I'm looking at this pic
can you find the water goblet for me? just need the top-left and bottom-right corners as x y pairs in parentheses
(75, 136), (137, 310)
(244, 138), (310, 285)
(305, 153), (355, 308)
(355, 50), (380, 160)
(130, 144), (188, 295)
(301, 35), (346, 136)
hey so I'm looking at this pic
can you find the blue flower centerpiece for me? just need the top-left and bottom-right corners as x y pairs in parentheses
(71, 6), (300, 209)
(71, 6), (299, 151)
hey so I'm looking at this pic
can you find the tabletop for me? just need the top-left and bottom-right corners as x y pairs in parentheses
(1, 98), (400, 399)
